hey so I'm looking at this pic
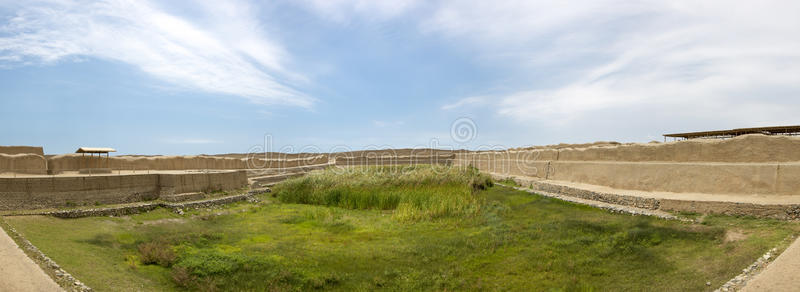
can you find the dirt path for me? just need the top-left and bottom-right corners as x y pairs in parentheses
(742, 236), (800, 291)
(538, 179), (800, 205)
(0, 226), (62, 291)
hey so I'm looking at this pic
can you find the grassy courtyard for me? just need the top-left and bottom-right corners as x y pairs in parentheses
(3, 165), (798, 291)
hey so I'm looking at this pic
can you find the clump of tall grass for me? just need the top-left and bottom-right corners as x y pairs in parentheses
(138, 241), (176, 267)
(273, 165), (493, 221)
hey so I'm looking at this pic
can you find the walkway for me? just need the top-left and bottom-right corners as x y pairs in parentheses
(0, 226), (62, 291)
(742, 236), (800, 291)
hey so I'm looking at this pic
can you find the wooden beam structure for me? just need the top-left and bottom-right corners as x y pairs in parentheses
(664, 126), (800, 141)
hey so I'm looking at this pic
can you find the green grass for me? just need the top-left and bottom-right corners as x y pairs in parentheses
(274, 165), (492, 221)
(3, 166), (799, 291)
(496, 177), (520, 187)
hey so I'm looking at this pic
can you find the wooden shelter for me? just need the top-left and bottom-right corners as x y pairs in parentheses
(76, 147), (116, 169)
(663, 126), (800, 141)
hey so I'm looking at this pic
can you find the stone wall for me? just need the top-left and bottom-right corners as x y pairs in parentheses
(0, 171), (247, 210)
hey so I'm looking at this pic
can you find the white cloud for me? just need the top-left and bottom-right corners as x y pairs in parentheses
(426, 0), (800, 126)
(441, 95), (489, 110)
(0, 0), (313, 107)
(298, 0), (420, 22)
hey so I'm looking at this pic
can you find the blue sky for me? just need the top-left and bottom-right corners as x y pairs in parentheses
(2, 0), (799, 155)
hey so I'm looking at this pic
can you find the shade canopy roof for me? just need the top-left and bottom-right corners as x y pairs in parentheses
(664, 126), (800, 139)
(75, 147), (117, 154)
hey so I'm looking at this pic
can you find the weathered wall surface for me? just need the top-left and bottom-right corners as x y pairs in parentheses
(159, 171), (248, 195)
(454, 134), (800, 197)
(334, 154), (455, 166)
(547, 161), (781, 195)
(246, 156), (329, 169)
(0, 174), (159, 210)
(0, 154), (48, 174)
(0, 171), (247, 210)
(555, 134), (800, 163)
(46, 154), (329, 172)
(0, 146), (44, 156)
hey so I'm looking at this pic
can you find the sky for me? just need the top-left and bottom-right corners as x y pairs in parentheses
(1, 0), (799, 155)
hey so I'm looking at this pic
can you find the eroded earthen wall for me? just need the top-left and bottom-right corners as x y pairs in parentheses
(0, 154), (48, 174)
(0, 146), (44, 156)
(454, 134), (800, 196)
(333, 154), (455, 166)
(46, 154), (329, 172)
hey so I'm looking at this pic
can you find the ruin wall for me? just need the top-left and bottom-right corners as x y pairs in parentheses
(46, 154), (329, 173)
(0, 154), (48, 174)
(0, 170), (247, 210)
(454, 134), (800, 197)
(0, 146), (44, 156)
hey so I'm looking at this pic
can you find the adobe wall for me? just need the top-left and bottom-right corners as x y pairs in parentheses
(246, 156), (329, 169)
(0, 154), (48, 174)
(454, 134), (800, 197)
(553, 134), (800, 163)
(46, 154), (329, 173)
(0, 146), (44, 156)
(158, 171), (248, 195)
(0, 170), (247, 210)
(334, 154), (455, 166)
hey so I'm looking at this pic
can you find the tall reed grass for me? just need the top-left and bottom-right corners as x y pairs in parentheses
(273, 165), (493, 221)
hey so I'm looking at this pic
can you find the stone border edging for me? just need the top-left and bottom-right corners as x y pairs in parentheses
(42, 190), (270, 219)
(715, 246), (779, 292)
(1, 189), (271, 219)
(498, 183), (683, 221)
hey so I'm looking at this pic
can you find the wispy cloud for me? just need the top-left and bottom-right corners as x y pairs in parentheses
(372, 120), (405, 128)
(298, 0), (421, 22)
(0, 0), (313, 107)
(441, 95), (489, 110)
(425, 0), (800, 126)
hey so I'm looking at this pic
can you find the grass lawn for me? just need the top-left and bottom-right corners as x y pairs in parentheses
(3, 165), (799, 291)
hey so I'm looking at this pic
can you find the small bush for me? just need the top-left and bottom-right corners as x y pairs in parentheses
(496, 177), (518, 187)
(125, 255), (138, 270)
(138, 241), (176, 267)
(171, 266), (195, 288)
(471, 174), (494, 190)
(175, 249), (242, 277)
